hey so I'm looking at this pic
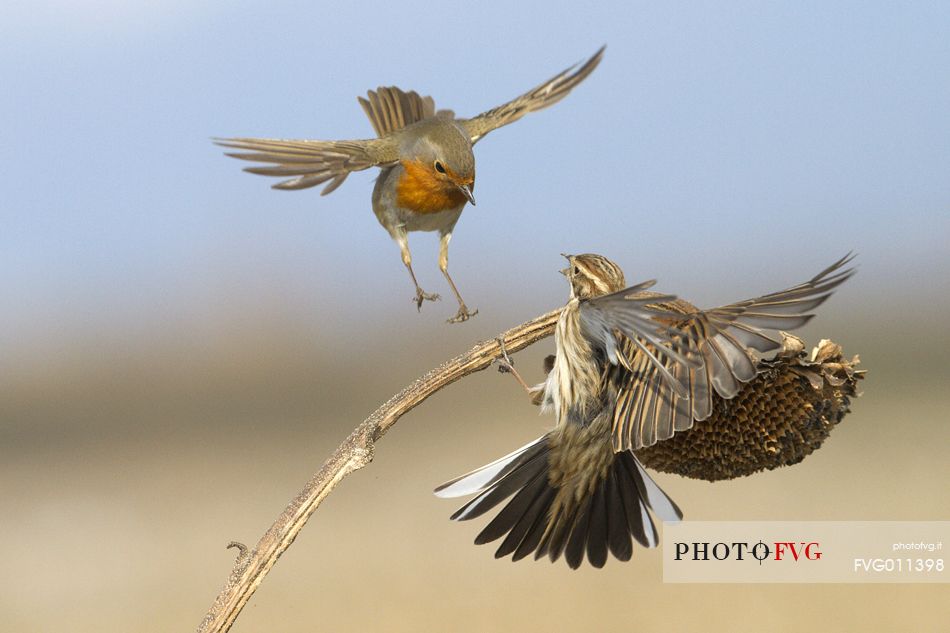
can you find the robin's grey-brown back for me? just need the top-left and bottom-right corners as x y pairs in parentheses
(215, 47), (605, 323)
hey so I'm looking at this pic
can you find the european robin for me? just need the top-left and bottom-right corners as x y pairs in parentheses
(436, 253), (854, 567)
(216, 47), (604, 323)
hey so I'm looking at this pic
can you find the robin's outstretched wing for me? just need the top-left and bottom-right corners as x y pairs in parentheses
(611, 254), (857, 452)
(214, 136), (399, 195)
(358, 87), (436, 138)
(460, 46), (605, 145)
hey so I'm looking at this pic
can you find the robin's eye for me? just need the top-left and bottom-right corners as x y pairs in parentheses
(434, 161), (446, 174)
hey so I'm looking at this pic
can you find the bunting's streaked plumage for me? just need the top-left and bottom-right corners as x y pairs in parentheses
(436, 253), (856, 568)
(215, 47), (604, 323)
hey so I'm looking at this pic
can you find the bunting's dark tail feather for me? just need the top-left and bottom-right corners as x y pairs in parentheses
(435, 433), (682, 569)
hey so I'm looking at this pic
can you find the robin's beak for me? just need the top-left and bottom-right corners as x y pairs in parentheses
(457, 183), (476, 206)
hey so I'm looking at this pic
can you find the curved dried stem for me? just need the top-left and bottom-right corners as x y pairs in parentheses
(197, 309), (560, 633)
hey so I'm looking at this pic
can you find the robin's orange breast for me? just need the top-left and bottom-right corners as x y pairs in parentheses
(395, 159), (469, 214)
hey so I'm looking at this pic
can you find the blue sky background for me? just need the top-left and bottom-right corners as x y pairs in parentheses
(1, 0), (948, 364)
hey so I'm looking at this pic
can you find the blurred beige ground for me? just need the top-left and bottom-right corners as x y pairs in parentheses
(1, 298), (947, 633)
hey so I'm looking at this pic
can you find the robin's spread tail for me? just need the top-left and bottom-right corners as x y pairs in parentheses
(358, 87), (437, 138)
(435, 430), (681, 569)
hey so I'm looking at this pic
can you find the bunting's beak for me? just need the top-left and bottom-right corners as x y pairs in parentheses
(458, 183), (476, 206)
(560, 254), (572, 276)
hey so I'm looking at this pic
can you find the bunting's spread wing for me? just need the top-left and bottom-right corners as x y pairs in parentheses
(611, 254), (856, 452)
(579, 279), (698, 400)
(461, 46), (605, 145)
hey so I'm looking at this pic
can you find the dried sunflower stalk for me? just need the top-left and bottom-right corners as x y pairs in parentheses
(635, 333), (865, 482)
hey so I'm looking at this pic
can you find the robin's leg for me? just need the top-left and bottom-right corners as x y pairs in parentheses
(439, 232), (477, 323)
(397, 234), (439, 310)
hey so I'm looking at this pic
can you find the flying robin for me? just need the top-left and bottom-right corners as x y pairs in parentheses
(436, 253), (855, 567)
(215, 47), (605, 323)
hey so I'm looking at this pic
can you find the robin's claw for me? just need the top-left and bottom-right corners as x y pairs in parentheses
(447, 305), (478, 324)
(413, 289), (441, 311)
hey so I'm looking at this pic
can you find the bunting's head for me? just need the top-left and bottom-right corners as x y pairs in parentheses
(560, 253), (626, 300)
